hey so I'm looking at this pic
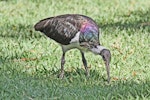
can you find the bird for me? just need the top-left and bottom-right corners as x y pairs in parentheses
(34, 14), (111, 83)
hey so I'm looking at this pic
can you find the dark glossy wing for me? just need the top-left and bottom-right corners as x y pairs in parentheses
(34, 14), (81, 45)
(34, 14), (100, 45)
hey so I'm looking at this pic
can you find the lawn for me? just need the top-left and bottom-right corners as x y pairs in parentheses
(0, 0), (150, 99)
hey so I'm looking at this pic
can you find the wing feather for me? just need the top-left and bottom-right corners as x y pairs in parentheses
(34, 14), (100, 45)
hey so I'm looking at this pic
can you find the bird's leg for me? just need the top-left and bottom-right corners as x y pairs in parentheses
(80, 51), (89, 77)
(59, 52), (66, 79)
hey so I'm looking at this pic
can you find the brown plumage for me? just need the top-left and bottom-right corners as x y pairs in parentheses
(34, 14), (99, 45)
(34, 14), (111, 83)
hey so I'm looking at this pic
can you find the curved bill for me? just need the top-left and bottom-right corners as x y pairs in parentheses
(105, 61), (110, 83)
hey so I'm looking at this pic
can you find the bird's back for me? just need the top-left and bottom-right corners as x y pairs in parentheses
(34, 14), (99, 45)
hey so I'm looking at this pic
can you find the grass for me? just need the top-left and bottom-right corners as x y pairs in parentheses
(0, 0), (150, 99)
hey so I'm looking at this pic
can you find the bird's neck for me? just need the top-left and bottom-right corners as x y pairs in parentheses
(90, 45), (106, 55)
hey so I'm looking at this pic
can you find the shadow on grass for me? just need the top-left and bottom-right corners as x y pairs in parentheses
(50, 67), (107, 82)
(98, 8), (150, 32)
(1, 54), (149, 99)
(0, 58), (150, 99)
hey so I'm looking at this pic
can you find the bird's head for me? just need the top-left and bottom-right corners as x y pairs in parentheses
(100, 49), (111, 67)
(100, 49), (111, 83)
(90, 45), (111, 83)
(90, 46), (111, 65)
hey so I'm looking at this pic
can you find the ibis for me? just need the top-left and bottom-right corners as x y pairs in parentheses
(34, 14), (111, 83)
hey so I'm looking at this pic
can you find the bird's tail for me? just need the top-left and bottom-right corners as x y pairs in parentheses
(34, 19), (47, 31)
(34, 17), (53, 31)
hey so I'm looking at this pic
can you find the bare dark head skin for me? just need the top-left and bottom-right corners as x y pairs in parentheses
(100, 49), (111, 83)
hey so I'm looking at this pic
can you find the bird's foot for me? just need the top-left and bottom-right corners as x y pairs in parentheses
(58, 71), (64, 79)
(86, 73), (90, 79)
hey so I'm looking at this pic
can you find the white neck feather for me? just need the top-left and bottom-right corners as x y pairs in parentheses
(70, 32), (80, 43)
(90, 45), (106, 55)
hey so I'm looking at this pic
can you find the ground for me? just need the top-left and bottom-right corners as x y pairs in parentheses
(0, 0), (150, 99)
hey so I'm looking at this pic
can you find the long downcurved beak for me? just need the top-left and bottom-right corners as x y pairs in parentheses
(105, 61), (110, 83)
